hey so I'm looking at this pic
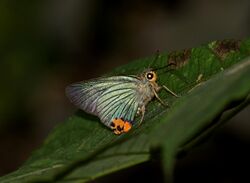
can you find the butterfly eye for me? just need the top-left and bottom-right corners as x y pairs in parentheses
(146, 71), (157, 82)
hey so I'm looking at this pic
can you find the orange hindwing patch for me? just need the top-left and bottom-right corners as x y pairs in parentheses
(111, 118), (132, 135)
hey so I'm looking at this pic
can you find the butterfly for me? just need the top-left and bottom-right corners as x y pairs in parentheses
(66, 69), (178, 135)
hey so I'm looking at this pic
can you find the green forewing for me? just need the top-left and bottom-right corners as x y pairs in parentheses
(66, 76), (141, 127)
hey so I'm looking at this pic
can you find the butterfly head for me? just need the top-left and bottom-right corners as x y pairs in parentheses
(145, 71), (157, 82)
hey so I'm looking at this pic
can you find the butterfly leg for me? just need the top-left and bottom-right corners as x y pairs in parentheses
(139, 105), (146, 125)
(153, 89), (168, 107)
(162, 85), (179, 97)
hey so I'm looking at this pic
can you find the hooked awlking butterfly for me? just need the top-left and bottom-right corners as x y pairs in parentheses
(66, 59), (178, 135)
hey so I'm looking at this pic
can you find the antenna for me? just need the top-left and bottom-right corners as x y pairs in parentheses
(148, 50), (160, 69)
(152, 62), (176, 72)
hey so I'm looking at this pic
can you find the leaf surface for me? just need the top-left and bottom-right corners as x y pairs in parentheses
(1, 39), (250, 183)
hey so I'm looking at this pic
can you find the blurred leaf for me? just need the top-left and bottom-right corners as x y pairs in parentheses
(0, 39), (250, 183)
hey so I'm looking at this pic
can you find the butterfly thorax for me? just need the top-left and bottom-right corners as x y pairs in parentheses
(136, 71), (161, 108)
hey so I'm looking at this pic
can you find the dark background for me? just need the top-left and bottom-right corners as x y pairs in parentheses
(0, 0), (249, 182)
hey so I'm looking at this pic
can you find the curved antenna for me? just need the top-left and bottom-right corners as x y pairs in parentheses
(149, 50), (177, 72)
(152, 62), (176, 72)
(148, 50), (160, 69)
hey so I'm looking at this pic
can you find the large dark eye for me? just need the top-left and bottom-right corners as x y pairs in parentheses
(147, 73), (154, 80)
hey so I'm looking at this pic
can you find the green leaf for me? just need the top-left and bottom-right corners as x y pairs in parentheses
(151, 58), (250, 182)
(1, 39), (250, 183)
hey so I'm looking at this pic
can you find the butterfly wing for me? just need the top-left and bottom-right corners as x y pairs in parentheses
(66, 76), (140, 127)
